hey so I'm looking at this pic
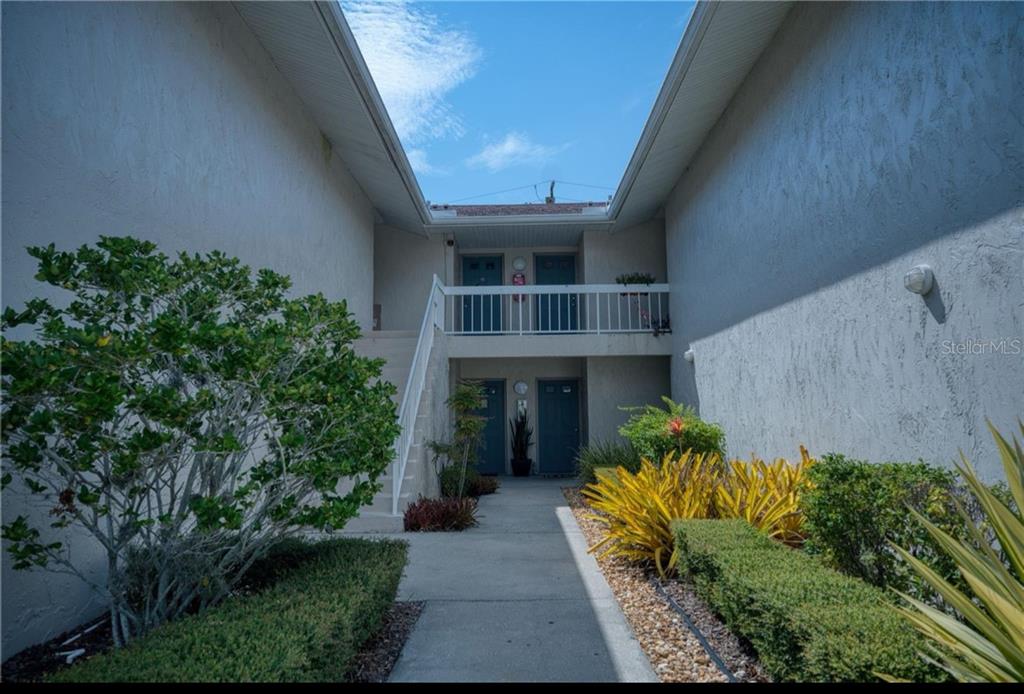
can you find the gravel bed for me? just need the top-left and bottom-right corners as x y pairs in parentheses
(345, 601), (424, 683)
(563, 487), (769, 683)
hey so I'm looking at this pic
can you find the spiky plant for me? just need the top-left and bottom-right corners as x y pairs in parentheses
(716, 446), (816, 545)
(583, 451), (720, 578)
(889, 420), (1024, 682)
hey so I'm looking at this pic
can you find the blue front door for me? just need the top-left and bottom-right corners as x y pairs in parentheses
(473, 380), (506, 475)
(537, 379), (580, 474)
(462, 256), (502, 333)
(535, 255), (577, 332)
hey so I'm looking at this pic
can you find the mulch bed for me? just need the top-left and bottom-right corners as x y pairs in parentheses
(3, 600), (424, 683)
(345, 601), (424, 683)
(563, 486), (769, 683)
(1, 616), (112, 683)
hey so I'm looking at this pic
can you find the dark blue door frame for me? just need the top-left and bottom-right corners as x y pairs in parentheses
(461, 255), (502, 333)
(473, 379), (506, 475)
(536, 378), (581, 475)
(534, 254), (577, 332)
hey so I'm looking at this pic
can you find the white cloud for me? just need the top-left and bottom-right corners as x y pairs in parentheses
(405, 148), (446, 176)
(465, 132), (571, 173)
(342, 1), (480, 144)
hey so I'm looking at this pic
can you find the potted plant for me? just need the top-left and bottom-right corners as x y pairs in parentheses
(509, 411), (534, 477)
(615, 272), (656, 296)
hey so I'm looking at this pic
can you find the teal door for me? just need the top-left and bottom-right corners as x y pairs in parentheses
(535, 255), (577, 332)
(537, 379), (580, 474)
(473, 380), (505, 475)
(462, 256), (502, 333)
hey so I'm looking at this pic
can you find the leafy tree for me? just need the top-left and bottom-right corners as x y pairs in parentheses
(428, 381), (487, 498)
(1, 237), (399, 646)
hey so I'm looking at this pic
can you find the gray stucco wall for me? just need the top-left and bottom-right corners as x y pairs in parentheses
(2, 1), (377, 656)
(581, 220), (667, 284)
(374, 226), (450, 331)
(665, 1), (1023, 477)
(585, 357), (671, 446)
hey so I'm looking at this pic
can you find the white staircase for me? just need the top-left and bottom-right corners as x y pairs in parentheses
(344, 279), (447, 533)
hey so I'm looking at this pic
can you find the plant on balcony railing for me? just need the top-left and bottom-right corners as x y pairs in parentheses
(615, 271), (656, 296)
(0, 237), (398, 647)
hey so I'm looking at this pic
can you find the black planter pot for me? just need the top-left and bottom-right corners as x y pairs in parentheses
(511, 457), (532, 477)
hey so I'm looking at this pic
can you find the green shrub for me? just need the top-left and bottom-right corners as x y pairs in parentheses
(672, 520), (946, 683)
(575, 439), (640, 483)
(439, 466), (499, 497)
(802, 454), (980, 605)
(469, 474), (499, 496)
(441, 464), (476, 497)
(617, 397), (724, 462)
(52, 538), (407, 682)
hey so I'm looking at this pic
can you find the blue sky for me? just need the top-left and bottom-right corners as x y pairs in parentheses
(343, 1), (695, 205)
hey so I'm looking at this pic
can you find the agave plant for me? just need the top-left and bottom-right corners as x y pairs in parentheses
(716, 446), (816, 545)
(890, 420), (1024, 682)
(582, 451), (719, 578)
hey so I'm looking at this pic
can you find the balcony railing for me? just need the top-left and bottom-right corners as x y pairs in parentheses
(440, 282), (671, 336)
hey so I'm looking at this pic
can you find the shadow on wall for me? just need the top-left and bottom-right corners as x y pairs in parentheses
(669, 1), (1023, 344)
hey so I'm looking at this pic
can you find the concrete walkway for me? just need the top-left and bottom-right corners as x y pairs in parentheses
(386, 477), (657, 683)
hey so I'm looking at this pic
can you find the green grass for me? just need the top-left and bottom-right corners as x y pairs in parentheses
(672, 520), (947, 683)
(52, 537), (408, 682)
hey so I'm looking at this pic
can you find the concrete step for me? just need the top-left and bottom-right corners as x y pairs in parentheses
(356, 332), (418, 344)
(366, 490), (413, 514)
(342, 511), (404, 534)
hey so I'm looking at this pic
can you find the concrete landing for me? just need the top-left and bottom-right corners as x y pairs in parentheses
(386, 477), (657, 683)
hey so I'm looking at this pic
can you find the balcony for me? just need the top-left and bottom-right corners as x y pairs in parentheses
(431, 280), (673, 358)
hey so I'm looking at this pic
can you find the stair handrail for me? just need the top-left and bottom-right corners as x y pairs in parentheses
(391, 275), (444, 514)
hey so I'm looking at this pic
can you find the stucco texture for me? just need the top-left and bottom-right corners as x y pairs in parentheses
(585, 357), (671, 446)
(665, 2), (1024, 478)
(581, 220), (667, 284)
(2, 2), (377, 656)
(374, 225), (450, 331)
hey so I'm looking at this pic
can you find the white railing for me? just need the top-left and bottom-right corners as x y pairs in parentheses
(391, 275), (444, 514)
(439, 283), (671, 336)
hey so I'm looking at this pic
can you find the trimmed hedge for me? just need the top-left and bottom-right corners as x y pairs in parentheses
(53, 538), (408, 682)
(672, 520), (946, 683)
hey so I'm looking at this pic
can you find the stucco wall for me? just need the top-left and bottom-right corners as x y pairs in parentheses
(585, 357), (671, 445)
(2, 1), (377, 656)
(581, 220), (667, 284)
(374, 226), (450, 331)
(665, 1), (1024, 477)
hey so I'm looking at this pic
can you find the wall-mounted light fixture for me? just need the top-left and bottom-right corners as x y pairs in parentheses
(904, 264), (934, 295)
(513, 381), (528, 395)
(683, 347), (695, 363)
(511, 256), (527, 272)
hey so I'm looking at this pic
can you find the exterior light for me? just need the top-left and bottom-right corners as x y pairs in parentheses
(514, 381), (528, 395)
(904, 264), (934, 295)
(683, 348), (695, 363)
(511, 256), (527, 272)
